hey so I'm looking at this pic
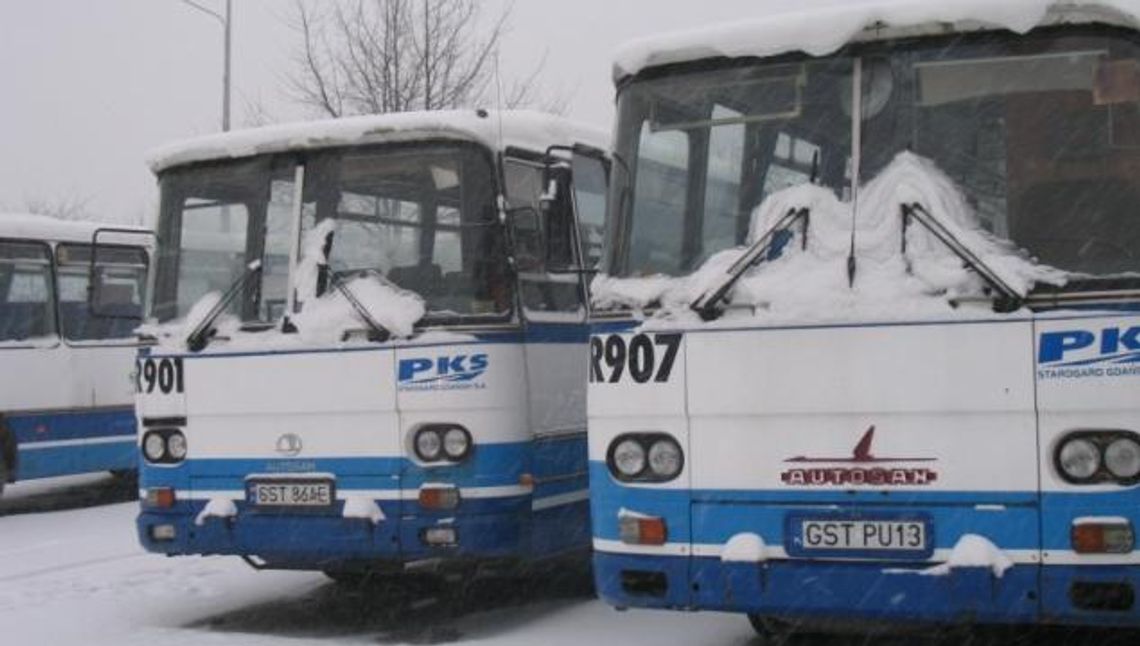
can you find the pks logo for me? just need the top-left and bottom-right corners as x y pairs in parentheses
(398, 354), (489, 391)
(1038, 326), (1140, 380)
(780, 426), (939, 487)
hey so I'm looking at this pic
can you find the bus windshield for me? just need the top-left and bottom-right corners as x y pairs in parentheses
(300, 143), (507, 322)
(154, 142), (506, 327)
(607, 27), (1140, 285)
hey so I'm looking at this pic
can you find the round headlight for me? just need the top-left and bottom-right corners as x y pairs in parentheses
(1059, 438), (1101, 481)
(443, 427), (471, 460)
(611, 439), (646, 478)
(166, 432), (188, 461)
(1105, 437), (1140, 480)
(415, 429), (443, 462)
(647, 438), (683, 479)
(143, 433), (167, 462)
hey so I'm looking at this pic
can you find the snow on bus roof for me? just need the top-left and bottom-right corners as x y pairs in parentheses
(0, 213), (149, 245)
(613, 0), (1140, 82)
(148, 109), (609, 174)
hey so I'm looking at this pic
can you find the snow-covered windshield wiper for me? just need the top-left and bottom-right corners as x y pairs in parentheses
(690, 207), (810, 320)
(899, 202), (1022, 313)
(330, 269), (393, 343)
(185, 259), (263, 352)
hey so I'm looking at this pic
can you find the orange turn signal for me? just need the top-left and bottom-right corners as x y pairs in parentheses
(1072, 521), (1134, 554)
(619, 515), (667, 546)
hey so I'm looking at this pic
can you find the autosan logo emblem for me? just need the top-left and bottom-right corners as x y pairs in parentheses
(1037, 326), (1140, 380)
(397, 354), (489, 391)
(780, 426), (938, 487)
(275, 433), (303, 457)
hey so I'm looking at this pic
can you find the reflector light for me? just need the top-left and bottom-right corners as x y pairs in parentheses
(145, 488), (176, 509)
(418, 486), (460, 510)
(1072, 521), (1135, 554)
(619, 515), (667, 546)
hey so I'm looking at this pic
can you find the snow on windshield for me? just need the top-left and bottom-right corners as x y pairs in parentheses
(591, 152), (1068, 323)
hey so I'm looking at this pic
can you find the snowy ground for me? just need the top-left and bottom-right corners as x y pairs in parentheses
(2, 477), (1138, 645)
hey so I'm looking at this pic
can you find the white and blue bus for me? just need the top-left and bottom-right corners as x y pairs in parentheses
(589, 1), (1140, 633)
(134, 110), (608, 582)
(0, 214), (150, 495)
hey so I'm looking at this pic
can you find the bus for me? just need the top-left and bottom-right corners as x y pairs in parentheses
(134, 110), (609, 584)
(0, 214), (150, 496)
(588, 1), (1140, 633)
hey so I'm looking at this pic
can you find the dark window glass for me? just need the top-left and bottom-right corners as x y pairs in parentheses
(0, 241), (55, 343)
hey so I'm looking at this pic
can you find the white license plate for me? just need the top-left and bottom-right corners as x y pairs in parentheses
(800, 519), (927, 552)
(248, 481), (334, 508)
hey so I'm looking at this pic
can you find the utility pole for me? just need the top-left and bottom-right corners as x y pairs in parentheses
(178, 0), (232, 131)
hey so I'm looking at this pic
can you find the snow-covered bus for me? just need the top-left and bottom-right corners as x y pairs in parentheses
(589, 0), (1140, 632)
(0, 214), (150, 495)
(134, 110), (609, 583)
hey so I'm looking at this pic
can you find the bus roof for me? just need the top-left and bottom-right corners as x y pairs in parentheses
(148, 109), (609, 174)
(613, 0), (1140, 83)
(0, 213), (150, 246)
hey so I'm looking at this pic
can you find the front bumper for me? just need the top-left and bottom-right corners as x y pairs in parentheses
(139, 498), (531, 570)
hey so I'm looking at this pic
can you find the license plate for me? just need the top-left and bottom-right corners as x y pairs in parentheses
(247, 480), (335, 508)
(789, 515), (932, 558)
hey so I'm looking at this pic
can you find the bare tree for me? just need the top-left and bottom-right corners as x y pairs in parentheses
(287, 0), (556, 118)
(20, 195), (97, 222)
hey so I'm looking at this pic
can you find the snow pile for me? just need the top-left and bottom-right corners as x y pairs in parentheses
(721, 533), (767, 563)
(194, 497), (238, 527)
(341, 497), (386, 525)
(613, 1), (1140, 80)
(920, 534), (1014, 578)
(593, 152), (1067, 323)
(291, 220), (426, 342)
(148, 110), (608, 174)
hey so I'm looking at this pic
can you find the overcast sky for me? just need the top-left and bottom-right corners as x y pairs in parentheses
(0, 0), (847, 225)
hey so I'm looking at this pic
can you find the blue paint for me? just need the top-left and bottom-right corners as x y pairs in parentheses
(6, 407), (136, 480)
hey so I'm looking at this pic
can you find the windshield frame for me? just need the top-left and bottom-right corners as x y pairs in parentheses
(605, 23), (1140, 303)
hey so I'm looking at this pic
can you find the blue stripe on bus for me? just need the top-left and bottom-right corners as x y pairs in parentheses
(17, 439), (135, 480)
(590, 462), (1140, 553)
(7, 407), (135, 444)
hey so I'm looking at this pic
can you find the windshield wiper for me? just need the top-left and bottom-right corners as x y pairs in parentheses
(899, 202), (1022, 313)
(690, 207), (810, 320)
(186, 260), (263, 352)
(330, 269), (393, 343)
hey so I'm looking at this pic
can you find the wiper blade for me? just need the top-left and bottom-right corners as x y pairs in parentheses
(690, 207), (810, 320)
(330, 269), (393, 343)
(185, 259), (262, 352)
(899, 203), (1022, 313)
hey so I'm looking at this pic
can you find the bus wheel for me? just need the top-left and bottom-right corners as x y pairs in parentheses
(746, 615), (794, 643)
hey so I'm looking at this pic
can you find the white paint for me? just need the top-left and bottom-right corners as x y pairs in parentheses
(17, 437), (135, 451)
(531, 489), (590, 511)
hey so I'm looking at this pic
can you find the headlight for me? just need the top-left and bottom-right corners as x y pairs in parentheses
(612, 439), (647, 478)
(1058, 438), (1101, 481)
(414, 429), (443, 462)
(166, 432), (188, 461)
(1105, 438), (1140, 480)
(648, 438), (683, 479)
(442, 427), (471, 461)
(143, 433), (167, 462)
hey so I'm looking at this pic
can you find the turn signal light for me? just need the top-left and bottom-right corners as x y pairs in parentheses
(145, 487), (177, 509)
(418, 486), (461, 510)
(1072, 521), (1134, 554)
(619, 515), (667, 546)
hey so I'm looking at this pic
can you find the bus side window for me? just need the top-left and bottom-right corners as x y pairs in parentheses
(0, 241), (56, 343)
(57, 244), (147, 342)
